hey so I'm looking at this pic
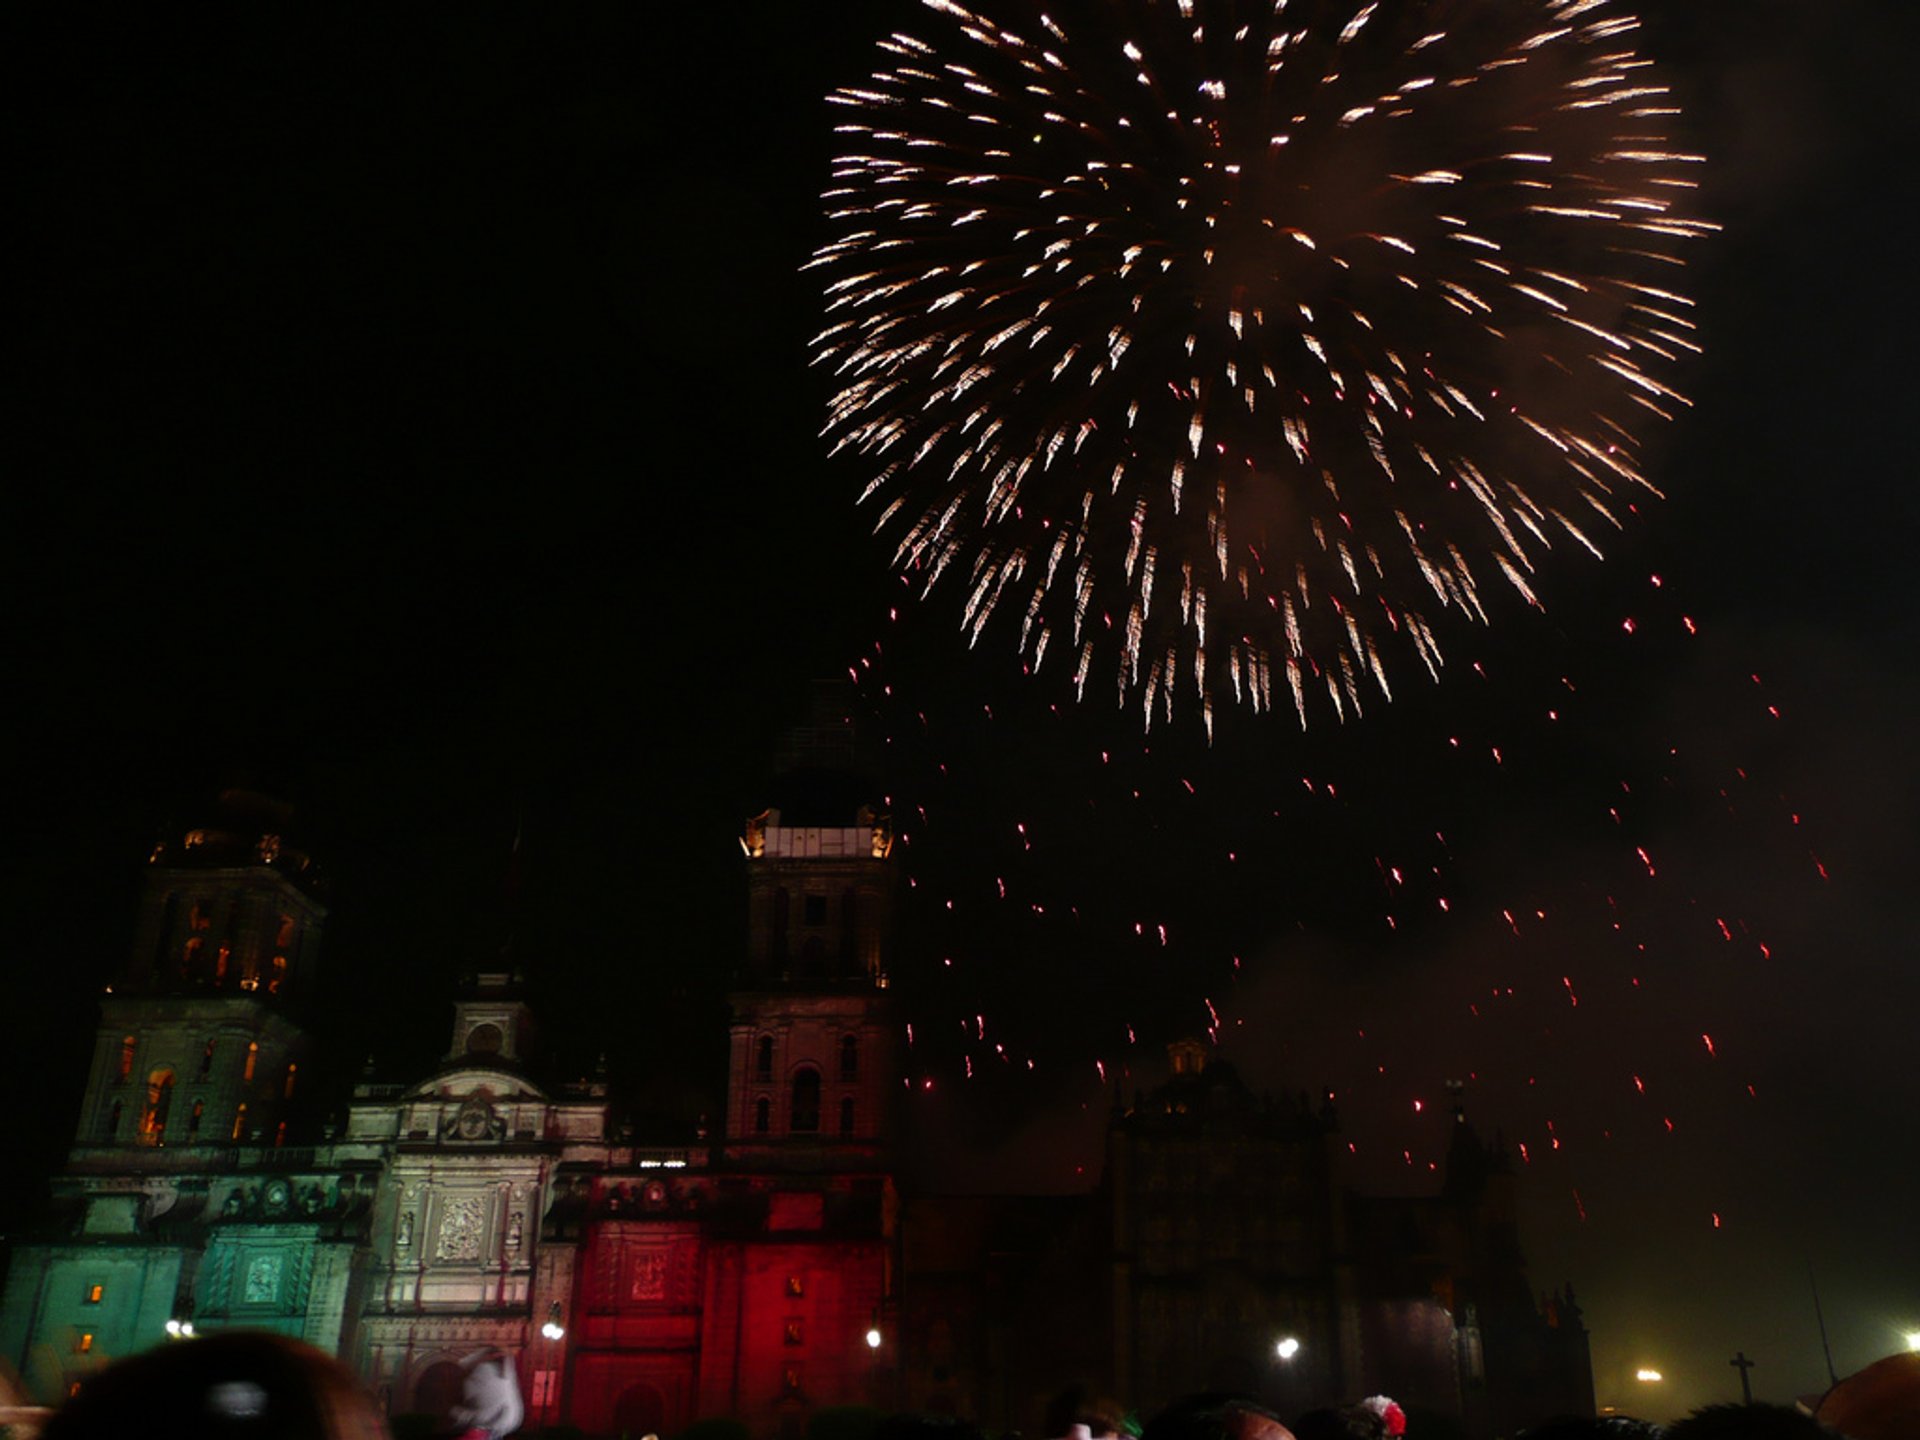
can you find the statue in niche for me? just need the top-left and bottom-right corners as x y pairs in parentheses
(222, 1190), (244, 1219)
(397, 1210), (415, 1249)
(506, 1210), (524, 1251)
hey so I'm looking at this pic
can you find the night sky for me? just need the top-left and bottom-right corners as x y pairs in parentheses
(9, 1), (1916, 1426)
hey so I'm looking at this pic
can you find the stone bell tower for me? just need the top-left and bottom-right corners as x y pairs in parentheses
(724, 684), (899, 1165)
(77, 789), (326, 1160)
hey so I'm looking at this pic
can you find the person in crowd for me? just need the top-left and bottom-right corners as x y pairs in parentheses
(1141, 1391), (1297, 1440)
(1045, 1384), (1131, 1440)
(1662, 1403), (1838, 1440)
(445, 1349), (522, 1440)
(39, 1330), (389, 1440)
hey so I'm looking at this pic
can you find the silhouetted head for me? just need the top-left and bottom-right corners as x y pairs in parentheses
(1664, 1404), (1834, 1440)
(1143, 1393), (1296, 1440)
(41, 1330), (388, 1440)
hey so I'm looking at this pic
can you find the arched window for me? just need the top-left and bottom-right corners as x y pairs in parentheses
(283, 1064), (298, 1099)
(231, 1102), (249, 1142)
(839, 1097), (856, 1138)
(755, 1035), (775, 1081)
(106, 1099), (122, 1138)
(117, 1035), (136, 1081)
(214, 945), (230, 984)
(188, 1098), (204, 1140)
(243, 1042), (259, 1082)
(414, 1361), (467, 1420)
(199, 1040), (215, 1078)
(790, 1068), (821, 1133)
(614, 1383), (666, 1437)
(139, 1068), (175, 1145)
(839, 1036), (859, 1081)
(754, 1097), (771, 1134)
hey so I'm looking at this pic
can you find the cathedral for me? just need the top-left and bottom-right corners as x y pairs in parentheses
(0, 707), (1592, 1438)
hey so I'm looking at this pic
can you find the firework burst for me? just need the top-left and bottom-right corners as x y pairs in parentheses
(812, 0), (1713, 734)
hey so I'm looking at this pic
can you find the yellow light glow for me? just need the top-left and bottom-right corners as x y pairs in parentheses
(1635, 1368), (1663, 1382)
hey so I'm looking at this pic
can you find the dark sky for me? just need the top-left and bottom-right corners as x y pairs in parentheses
(9, 0), (1916, 1426)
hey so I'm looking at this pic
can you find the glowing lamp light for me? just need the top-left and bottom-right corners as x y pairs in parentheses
(1905, 1331), (1920, 1353)
(1635, 1369), (1663, 1383)
(165, 1319), (195, 1339)
(542, 1301), (566, 1343)
(1275, 1336), (1301, 1361)
(866, 1327), (884, 1350)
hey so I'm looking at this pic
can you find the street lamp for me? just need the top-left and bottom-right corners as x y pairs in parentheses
(1275, 1336), (1301, 1362)
(1905, 1331), (1920, 1353)
(540, 1302), (566, 1431)
(865, 1327), (883, 1350)
(1635, 1369), (1663, 1383)
(164, 1319), (195, 1340)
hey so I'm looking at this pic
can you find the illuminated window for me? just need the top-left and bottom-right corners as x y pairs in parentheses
(786, 1274), (805, 1297)
(283, 1064), (298, 1099)
(268, 954), (287, 993)
(784, 1318), (805, 1346)
(76, 1332), (94, 1354)
(68, 1381), (82, 1398)
(214, 945), (229, 984)
(782, 1365), (802, 1394)
(244, 1042), (258, 1082)
(274, 1121), (287, 1148)
(839, 1098), (855, 1138)
(118, 1035), (136, 1081)
(790, 1068), (821, 1133)
(839, 1036), (859, 1081)
(231, 1102), (249, 1142)
(755, 1035), (774, 1080)
(84, 1283), (104, 1305)
(188, 1099), (204, 1139)
(754, 1098), (770, 1135)
(200, 1040), (215, 1078)
(183, 935), (203, 973)
(140, 1068), (175, 1145)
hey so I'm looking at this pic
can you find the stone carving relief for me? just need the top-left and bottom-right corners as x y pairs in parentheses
(446, 1093), (504, 1143)
(435, 1195), (486, 1262)
(629, 1248), (669, 1301)
(244, 1252), (282, 1304)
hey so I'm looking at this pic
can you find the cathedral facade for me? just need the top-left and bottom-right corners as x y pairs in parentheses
(1, 737), (1591, 1438)
(0, 790), (900, 1438)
